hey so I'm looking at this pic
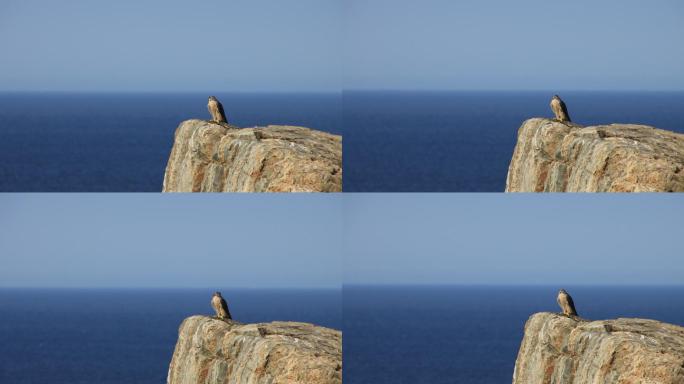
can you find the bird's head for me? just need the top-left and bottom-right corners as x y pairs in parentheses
(213, 291), (221, 297)
(553, 95), (560, 99)
(209, 96), (216, 101)
(558, 288), (567, 295)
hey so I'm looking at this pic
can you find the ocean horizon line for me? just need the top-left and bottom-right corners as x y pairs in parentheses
(344, 283), (684, 288)
(344, 88), (684, 93)
(0, 286), (342, 291)
(2, 89), (684, 95)
(0, 90), (343, 96)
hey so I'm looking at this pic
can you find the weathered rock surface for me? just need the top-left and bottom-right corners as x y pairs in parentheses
(163, 120), (342, 192)
(167, 315), (342, 384)
(513, 312), (684, 384)
(506, 118), (684, 192)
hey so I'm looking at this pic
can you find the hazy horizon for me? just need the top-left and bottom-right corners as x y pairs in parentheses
(0, 194), (342, 289)
(2, 284), (681, 289)
(0, 286), (342, 290)
(0, 0), (341, 92)
(345, 0), (684, 91)
(3, 89), (684, 94)
(344, 194), (683, 286)
(343, 283), (684, 287)
(3, 1), (682, 92)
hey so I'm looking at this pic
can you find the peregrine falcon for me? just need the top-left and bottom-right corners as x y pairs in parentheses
(557, 289), (578, 317)
(550, 95), (571, 122)
(207, 96), (227, 123)
(211, 291), (232, 320)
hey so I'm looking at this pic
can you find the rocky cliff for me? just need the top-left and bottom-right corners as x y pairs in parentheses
(163, 120), (342, 192)
(513, 312), (684, 384)
(167, 315), (342, 384)
(506, 118), (684, 192)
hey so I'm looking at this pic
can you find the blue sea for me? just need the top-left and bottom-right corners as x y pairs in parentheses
(2, 91), (683, 191)
(0, 93), (341, 191)
(344, 91), (684, 191)
(343, 285), (684, 384)
(0, 288), (341, 384)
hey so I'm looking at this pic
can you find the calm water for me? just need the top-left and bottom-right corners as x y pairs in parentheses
(2, 91), (682, 192)
(3, 91), (682, 191)
(343, 285), (684, 384)
(344, 91), (684, 191)
(0, 93), (341, 191)
(0, 288), (341, 384)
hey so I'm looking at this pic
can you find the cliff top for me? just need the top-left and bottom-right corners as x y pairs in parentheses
(506, 118), (684, 192)
(167, 315), (342, 384)
(163, 119), (342, 192)
(513, 311), (684, 384)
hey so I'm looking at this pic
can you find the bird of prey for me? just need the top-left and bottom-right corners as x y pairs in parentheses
(550, 95), (571, 122)
(557, 289), (578, 317)
(207, 96), (227, 123)
(211, 291), (232, 320)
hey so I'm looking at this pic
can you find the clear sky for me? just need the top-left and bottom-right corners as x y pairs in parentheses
(0, 194), (342, 288)
(3, 1), (682, 92)
(1, 194), (681, 287)
(344, 194), (683, 286)
(0, 0), (340, 92)
(345, 0), (684, 90)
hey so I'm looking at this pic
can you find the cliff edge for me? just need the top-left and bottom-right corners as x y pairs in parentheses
(513, 312), (684, 384)
(167, 315), (342, 384)
(163, 120), (342, 192)
(506, 118), (684, 192)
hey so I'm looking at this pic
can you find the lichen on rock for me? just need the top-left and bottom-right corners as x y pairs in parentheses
(513, 312), (684, 384)
(167, 315), (342, 384)
(162, 120), (342, 192)
(506, 118), (684, 192)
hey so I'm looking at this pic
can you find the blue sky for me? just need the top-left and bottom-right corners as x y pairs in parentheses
(2, 1), (682, 91)
(344, 0), (684, 90)
(0, 194), (681, 287)
(344, 194), (684, 285)
(0, 0), (341, 92)
(0, 194), (342, 288)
